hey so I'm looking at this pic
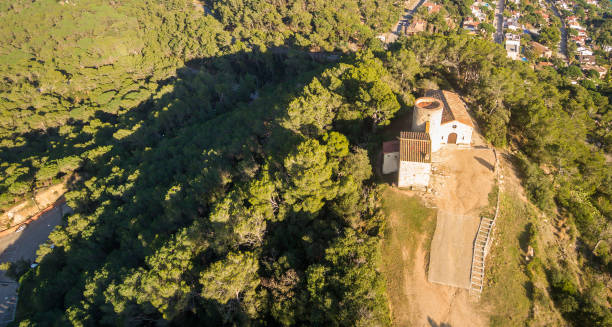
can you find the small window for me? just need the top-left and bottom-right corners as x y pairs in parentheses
(441, 136), (443, 140)
(452, 124), (457, 128)
(462, 136), (465, 140)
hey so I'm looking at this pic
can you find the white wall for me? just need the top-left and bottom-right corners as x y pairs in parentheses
(439, 121), (473, 146)
(383, 152), (399, 174)
(398, 161), (431, 188)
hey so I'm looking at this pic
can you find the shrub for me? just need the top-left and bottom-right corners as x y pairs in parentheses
(515, 153), (554, 211)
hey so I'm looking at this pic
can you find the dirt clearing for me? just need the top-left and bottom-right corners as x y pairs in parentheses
(427, 137), (496, 289)
(381, 131), (497, 326)
(381, 187), (488, 327)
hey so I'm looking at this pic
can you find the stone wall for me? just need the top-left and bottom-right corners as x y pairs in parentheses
(398, 161), (431, 188)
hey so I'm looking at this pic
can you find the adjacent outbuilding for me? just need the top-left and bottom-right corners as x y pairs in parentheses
(382, 89), (474, 190)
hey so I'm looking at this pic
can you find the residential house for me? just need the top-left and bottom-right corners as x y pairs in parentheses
(530, 41), (552, 58)
(582, 64), (607, 78)
(405, 20), (426, 35)
(579, 54), (596, 65)
(505, 33), (521, 60)
(422, 2), (442, 14)
(577, 46), (593, 56)
(463, 17), (480, 33)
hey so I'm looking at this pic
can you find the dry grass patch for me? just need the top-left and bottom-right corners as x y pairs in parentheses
(483, 192), (532, 326)
(380, 186), (436, 325)
(484, 190), (564, 327)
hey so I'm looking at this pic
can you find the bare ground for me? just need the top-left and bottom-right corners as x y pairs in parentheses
(427, 133), (496, 287)
(386, 132), (496, 327)
(407, 242), (487, 327)
(0, 184), (66, 230)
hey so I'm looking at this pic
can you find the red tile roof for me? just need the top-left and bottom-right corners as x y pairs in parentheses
(399, 132), (431, 163)
(383, 140), (400, 153)
(425, 90), (474, 128)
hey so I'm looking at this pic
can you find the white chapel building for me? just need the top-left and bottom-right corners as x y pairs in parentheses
(382, 90), (474, 189)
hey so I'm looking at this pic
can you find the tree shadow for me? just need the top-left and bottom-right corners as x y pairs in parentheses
(13, 48), (342, 324)
(518, 222), (532, 253)
(427, 316), (452, 327)
(474, 156), (494, 171)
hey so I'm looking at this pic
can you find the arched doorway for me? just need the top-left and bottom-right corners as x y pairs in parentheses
(448, 133), (457, 144)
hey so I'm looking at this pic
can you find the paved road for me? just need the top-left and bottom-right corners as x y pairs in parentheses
(493, 0), (505, 44)
(0, 204), (68, 263)
(380, 0), (427, 43)
(546, 0), (568, 59)
(0, 203), (69, 325)
(396, 0), (427, 34)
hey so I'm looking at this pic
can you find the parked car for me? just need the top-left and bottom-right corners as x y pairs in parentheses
(15, 224), (26, 233)
(30, 263), (38, 268)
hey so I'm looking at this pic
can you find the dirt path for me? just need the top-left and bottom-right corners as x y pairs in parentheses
(405, 133), (494, 326)
(404, 237), (487, 327)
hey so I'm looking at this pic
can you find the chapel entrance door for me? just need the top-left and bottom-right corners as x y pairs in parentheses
(448, 133), (457, 144)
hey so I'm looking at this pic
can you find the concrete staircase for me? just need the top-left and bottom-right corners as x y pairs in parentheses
(469, 217), (495, 298)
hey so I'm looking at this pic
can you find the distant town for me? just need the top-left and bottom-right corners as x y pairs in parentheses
(394, 0), (608, 80)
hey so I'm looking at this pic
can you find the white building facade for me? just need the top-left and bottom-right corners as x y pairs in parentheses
(382, 140), (400, 174)
(382, 90), (475, 190)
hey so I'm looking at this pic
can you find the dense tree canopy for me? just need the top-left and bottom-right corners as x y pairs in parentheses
(1, 0), (610, 326)
(0, 0), (401, 209)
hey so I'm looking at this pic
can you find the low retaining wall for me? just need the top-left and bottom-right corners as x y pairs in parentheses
(0, 197), (66, 238)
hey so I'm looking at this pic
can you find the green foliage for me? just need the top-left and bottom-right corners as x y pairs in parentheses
(479, 23), (496, 36)
(0, 0), (402, 209)
(13, 44), (394, 325)
(1, 259), (30, 281)
(548, 267), (612, 326)
(515, 153), (555, 211)
(538, 26), (561, 49)
(594, 241), (611, 266)
(2, 4), (610, 324)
